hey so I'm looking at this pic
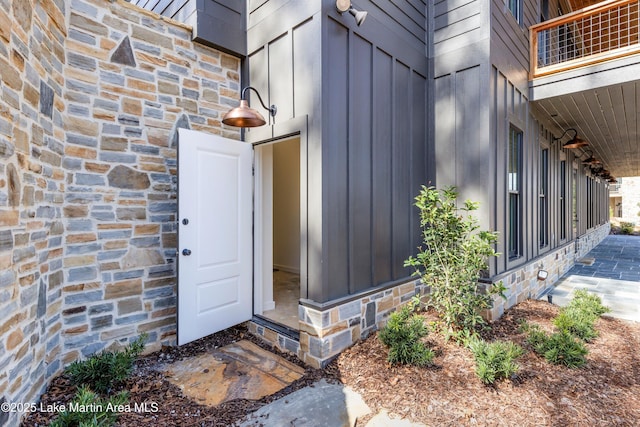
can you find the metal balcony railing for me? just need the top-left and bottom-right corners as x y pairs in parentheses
(530, 0), (640, 78)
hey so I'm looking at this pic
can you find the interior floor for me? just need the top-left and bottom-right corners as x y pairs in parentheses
(262, 270), (300, 330)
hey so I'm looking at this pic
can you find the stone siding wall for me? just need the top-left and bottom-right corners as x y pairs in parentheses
(575, 223), (610, 260)
(250, 279), (425, 368)
(0, 0), (238, 424)
(483, 243), (576, 320)
(484, 222), (610, 320)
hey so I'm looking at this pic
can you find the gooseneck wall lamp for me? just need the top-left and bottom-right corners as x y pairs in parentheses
(553, 128), (588, 149)
(581, 150), (601, 165)
(222, 86), (277, 128)
(336, 0), (368, 26)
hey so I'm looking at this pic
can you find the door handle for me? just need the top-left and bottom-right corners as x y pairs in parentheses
(182, 249), (192, 256)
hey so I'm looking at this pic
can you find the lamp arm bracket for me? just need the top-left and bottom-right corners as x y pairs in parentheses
(241, 86), (277, 117)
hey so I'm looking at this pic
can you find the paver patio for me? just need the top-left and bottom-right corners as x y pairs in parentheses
(544, 235), (640, 322)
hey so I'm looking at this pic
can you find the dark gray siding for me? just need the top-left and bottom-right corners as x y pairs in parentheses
(248, 0), (429, 305)
(193, 0), (246, 55)
(431, 0), (484, 57)
(322, 2), (429, 302)
(247, 1), (322, 302)
(129, 0), (246, 55)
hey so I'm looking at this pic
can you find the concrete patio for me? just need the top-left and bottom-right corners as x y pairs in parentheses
(544, 235), (640, 322)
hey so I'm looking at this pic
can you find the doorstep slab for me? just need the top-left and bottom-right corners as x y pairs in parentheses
(163, 340), (305, 406)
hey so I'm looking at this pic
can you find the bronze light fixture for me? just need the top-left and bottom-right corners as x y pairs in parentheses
(336, 0), (367, 26)
(580, 150), (601, 165)
(222, 86), (277, 128)
(554, 128), (588, 149)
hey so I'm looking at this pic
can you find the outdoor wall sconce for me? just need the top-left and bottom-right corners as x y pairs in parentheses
(554, 128), (588, 149)
(336, 0), (367, 26)
(222, 86), (277, 128)
(580, 150), (601, 165)
(537, 270), (548, 281)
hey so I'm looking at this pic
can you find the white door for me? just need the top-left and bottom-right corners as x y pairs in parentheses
(177, 128), (252, 345)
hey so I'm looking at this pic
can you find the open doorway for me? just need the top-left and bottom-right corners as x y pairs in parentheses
(254, 136), (301, 330)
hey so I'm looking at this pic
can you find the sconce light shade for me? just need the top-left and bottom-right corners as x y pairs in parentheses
(581, 150), (601, 165)
(555, 128), (588, 149)
(222, 100), (267, 128)
(349, 7), (367, 26)
(222, 86), (277, 128)
(336, 0), (367, 26)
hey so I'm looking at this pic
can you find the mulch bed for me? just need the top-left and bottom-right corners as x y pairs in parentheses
(23, 300), (640, 426)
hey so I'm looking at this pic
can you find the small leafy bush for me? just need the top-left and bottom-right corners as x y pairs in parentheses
(620, 222), (635, 234)
(49, 386), (129, 427)
(468, 338), (523, 385)
(522, 323), (587, 368)
(570, 289), (610, 318)
(379, 303), (434, 366)
(405, 186), (504, 342)
(553, 290), (609, 342)
(66, 334), (146, 394)
(553, 309), (598, 342)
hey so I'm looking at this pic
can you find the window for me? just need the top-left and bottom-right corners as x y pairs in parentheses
(508, 126), (523, 259)
(559, 160), (566, 240)
(539, 148), (549, 248)
(508, 0), (522, 23)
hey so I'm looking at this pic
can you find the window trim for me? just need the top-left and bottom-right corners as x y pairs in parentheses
(539, 147), (549, 249)
(508, 0), (522, 23)
(508, 125), (523, 260)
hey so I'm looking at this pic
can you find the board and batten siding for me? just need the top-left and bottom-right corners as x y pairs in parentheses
(322, 8), (429, 303)
(247, 0), (430, 305)
(431, 0), (484, 58)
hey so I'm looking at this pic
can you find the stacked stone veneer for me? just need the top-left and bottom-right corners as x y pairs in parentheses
(250, 280), (425, 368)
(484, 222), (610, 320)
(575, 223), (610, 260)
(0, 0), (239, 424)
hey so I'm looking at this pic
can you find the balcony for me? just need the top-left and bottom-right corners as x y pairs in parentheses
(530, 0), (640, 78)
(529, 0), (640, 178)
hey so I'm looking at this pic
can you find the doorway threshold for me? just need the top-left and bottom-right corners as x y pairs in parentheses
(251, 315), (300, 341)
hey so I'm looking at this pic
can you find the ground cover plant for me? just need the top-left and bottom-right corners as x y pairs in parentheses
(48, 335), (147, 427)
(522, 290), (609, 367)
(378, 301), (434, 366)
(405, 186), (505, 342)
(66, 334), (146, 394)
(468, 337), (524, 385)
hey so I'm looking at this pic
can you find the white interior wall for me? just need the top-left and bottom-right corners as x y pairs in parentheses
(273, 138), (301, 273)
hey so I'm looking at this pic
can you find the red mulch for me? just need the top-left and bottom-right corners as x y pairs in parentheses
(21, 300), (640, 426)
(333, 300), (640, 426)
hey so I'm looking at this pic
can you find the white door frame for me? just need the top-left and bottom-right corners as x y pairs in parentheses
(253, 135), (301, 318)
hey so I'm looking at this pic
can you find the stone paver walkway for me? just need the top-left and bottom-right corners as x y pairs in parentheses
(544, 235), (640, 322)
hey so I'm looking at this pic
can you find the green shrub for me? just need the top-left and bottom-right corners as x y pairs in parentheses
(49, 386), (129, 427)
(379, 303), (434, 366)
(570, 289), (610, 318)
(522, 323), (587, 368)
(620, 222), (635, 234)
(553, 309), (598, 342)
(404, 186), (504, 342)
(66, 334), (146, 394)
(553, 290), (609, 342)
(468, 338), (523, 385)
